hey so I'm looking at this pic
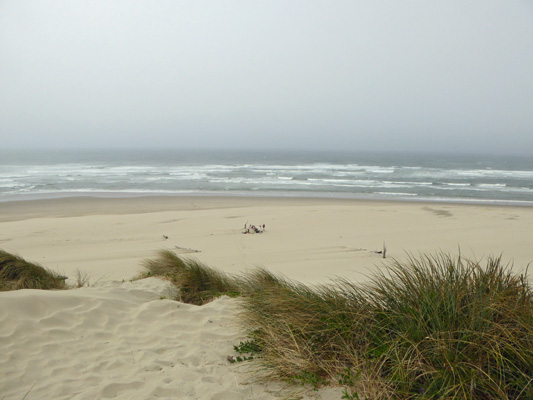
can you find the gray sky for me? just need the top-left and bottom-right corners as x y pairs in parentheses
(1, 1), (532, 154)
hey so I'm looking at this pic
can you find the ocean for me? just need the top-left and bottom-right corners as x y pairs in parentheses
(1, 149), (532, 205)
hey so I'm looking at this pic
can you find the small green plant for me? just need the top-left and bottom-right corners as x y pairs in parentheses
(228, 338), (263, 363)
(233, 339), (263, 354)
(227, 354), (254, 363)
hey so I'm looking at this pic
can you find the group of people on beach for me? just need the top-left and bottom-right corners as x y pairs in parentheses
(243, 223), (265, 234)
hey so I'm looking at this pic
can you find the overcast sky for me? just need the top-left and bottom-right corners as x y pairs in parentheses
(1, 1), (532, 154)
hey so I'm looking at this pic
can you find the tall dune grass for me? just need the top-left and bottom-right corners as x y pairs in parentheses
(144, 251), (533, 399)
(143, 250), (239, 305)
(354, 254), (533, 399)
(0, 249), (67, 290)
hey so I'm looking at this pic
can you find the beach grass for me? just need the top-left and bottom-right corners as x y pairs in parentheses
(353, 253), (533, 399)
(0, 249), (67, 291)
(142, 249), (240, 305)
(144, 250), (533, 399)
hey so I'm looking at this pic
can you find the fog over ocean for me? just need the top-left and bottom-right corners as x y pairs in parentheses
(1, 149), (532, 205)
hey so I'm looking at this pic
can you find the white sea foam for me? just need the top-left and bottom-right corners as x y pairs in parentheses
(443, 183), (471, 187)
(477, 183), (507, 188)
(375, 192), (418, 196)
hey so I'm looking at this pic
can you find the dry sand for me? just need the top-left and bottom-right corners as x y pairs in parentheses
(1, 196), (532, 399)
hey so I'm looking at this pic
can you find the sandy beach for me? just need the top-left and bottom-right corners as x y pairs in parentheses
(1, 196), (532, 284)
(1, 196), (532, 399)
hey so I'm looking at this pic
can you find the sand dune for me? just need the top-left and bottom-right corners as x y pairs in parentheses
(0, 277), (342, 399)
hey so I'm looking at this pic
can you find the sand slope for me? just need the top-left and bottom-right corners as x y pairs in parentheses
(0, 277), (342, 400)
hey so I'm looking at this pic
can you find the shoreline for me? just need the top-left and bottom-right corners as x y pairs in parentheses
(1, 193), (533, 223)
(2, 190), (533, 209)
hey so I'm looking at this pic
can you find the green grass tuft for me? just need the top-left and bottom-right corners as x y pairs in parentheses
(359, 253), (533, 399)
(0, 249), (67, 291)
(142, 250), (240, 305)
